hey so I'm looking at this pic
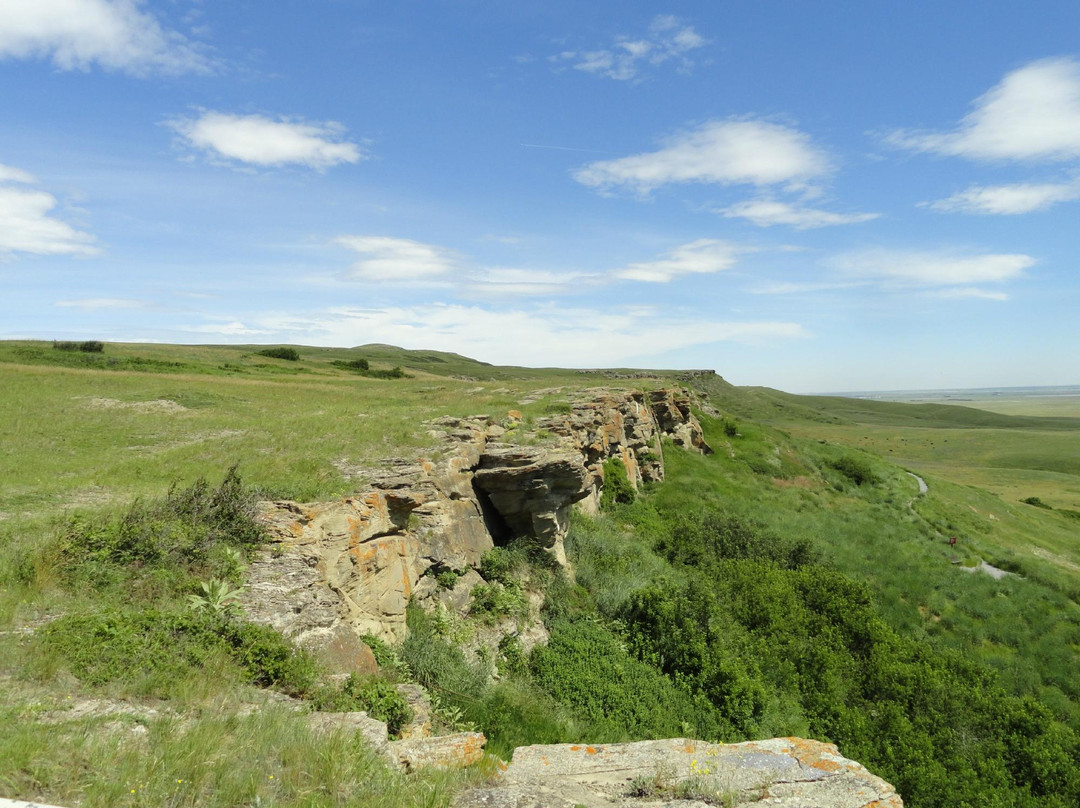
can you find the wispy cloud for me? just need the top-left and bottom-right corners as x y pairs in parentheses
(832, 248), (1032, 300)
(614, 239), (744, 282)
(574, 119), (831, 195)
(719, 199), (879, 229)
(335, 236), (458, 281)
(922, 180), (1080, 214)
(55, 297), (145, 309)
(885, 57), (1080, 162)
(0, 164), (99, 257)
(465, 268), (595, 298)
(550, 15), (707, 81)
(169, 111), (363, 170)
(191, 304), (806, 367)
(0, 0), (212, 75)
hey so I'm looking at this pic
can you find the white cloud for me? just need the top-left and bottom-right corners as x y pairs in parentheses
(0, 163), (37, 184)
(551, 15), (707, 81)
(220, 304), (807, 367)
(185, 321), (271, 336)
(886, 57), (1080, 162)
(55, 297), (144, 309)
(336, 236), (457, 281)
(720, 199), (879, 229)
(833, 249), (1033, 294)
(614, 239), (743, 282)
(574, 119), (831, 194)
(0, 168), (98, 257)
(922, 180), (1080, 214)
(169, 111), (363, 170)
(0, 0), (211, 75)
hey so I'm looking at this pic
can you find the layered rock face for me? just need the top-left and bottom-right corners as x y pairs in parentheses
(242, 388), (709, 649)
(453, 737), (902, 808)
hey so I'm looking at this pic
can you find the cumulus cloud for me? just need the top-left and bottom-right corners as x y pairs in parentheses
(550, 15), (707, 81)
(886, 57), (1080, 162)
(0, 0), (211, 75)
(719, 199), (879, 229)
(922, 180), (1080, 214)
(574, 119), (831, 194)
(169, 111), (363, 170)
(832, 249), (1032, 298)
(214, 304), (806, 367)
(336, 236), (458, 282)
(614, 239), (743, 282)
(0, 165), (98, 257)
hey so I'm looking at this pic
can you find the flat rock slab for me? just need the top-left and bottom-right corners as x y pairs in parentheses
(454, 737), (901, 808)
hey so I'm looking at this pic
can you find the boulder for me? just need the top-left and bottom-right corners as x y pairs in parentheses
(391, 732), (487, 772)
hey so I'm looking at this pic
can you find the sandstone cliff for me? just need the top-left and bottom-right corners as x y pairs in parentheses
(242, 388), (709, 659)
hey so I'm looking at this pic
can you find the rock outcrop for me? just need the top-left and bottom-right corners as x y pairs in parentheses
(453, 737), (902, 808)
(242, 388), (709, 650)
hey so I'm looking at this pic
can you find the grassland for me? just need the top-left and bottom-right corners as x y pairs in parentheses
(2, 340), (1079, 807)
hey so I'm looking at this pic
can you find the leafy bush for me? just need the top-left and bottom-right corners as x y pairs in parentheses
(311, 674), (413, 736)
(469, 582), (527, 623)
(56, 467), (264, 596)
(829, 454), (878, 486)
(531, 618), (734, 742)
(1022, 496), (1052, 509)
(40, 610), (318, 696)
(435, 569), (460, 590)
(656, 509), (818, 571)
(257, 347), (300, 361)
(601, 457), (636, 509)
(721, 418), (738, 438)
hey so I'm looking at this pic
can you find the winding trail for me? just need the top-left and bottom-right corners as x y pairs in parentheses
(905, 471), (928, 507)
(905, 470), (1017, 579)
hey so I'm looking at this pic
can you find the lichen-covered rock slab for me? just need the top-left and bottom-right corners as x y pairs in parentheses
(453, 737), (901, 808)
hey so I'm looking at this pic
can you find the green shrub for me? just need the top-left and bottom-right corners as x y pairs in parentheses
(479, 546), (524, 586)
(55, 467), (264, 596)
(531, 618), (733, 742)
(721, 419), (738, 438)
(469, 582), (527, 623)
(601, 458), (636, 510)
(257, 347), (300, 361)
(435, 569), (460, 590)
(829, 454), (877, 486)
(40, 610), (318, 696)
(52, 340), (103, 353)
(1022, 496), (1052, 509)
(311, 674), (413, 736)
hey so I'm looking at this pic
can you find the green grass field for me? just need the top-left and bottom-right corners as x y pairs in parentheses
(2, 340), (1079, 808)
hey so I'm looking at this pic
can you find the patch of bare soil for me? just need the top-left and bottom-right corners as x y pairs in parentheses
(83, 397), (188, 414)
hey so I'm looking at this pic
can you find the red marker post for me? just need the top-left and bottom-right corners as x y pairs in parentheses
(949, 536), (957, 547)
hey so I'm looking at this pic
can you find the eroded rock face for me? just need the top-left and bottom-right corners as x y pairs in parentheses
(453, 737), (902, 808)
(243, 388), (709, 645)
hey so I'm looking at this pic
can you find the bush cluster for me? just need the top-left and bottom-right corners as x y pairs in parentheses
(256, 347), (300, 361)
(41, 609), (319, 696)
(311, 674), (413, 736)
(52, 340), (104, 353)
(600, 457), (636, 510)
(55, 467), (264, 597)
(331, 359), (408, 378)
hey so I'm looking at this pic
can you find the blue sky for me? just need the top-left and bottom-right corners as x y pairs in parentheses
(1, 0), (1078, 392)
